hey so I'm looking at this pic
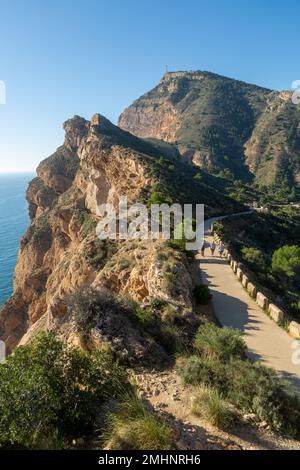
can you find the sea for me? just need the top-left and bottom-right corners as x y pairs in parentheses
(0, 173), (34, 307)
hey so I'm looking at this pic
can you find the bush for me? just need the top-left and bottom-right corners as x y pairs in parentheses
(155, 324), (185, 354)
(180, 355), (229, 390)
(148, 190), (172, 206)
(193, 284), (212, 304)
(191, 386), (235, 429)
(272, 245), (300, 282)
(130, 304), (185, 355)
(227, 360), (300, 436)
(194, 323), (247, 361)
(83, 239), (116, 269)
(241, 247), (267, 271)
(68, 286), (133, 334)
(0, 333), (128, 449)
(103, 393), (173, 450)
(69, 287), (184, 355)
(179, 353), (300, 437)
(24, 213), (52, 248)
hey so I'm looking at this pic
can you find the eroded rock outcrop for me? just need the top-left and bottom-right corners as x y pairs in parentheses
(119, 70), (300, 187)
(0, 114), (197, 360)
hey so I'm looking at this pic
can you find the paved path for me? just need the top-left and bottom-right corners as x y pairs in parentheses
(197, 217), (300, 391)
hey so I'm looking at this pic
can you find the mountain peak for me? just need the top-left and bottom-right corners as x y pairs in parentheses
(119, 70), (300, 185)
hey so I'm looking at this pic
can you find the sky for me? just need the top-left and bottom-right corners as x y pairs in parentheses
(0, 0), (299, 173)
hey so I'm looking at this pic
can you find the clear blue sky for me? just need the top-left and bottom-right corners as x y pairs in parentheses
(0, 0), (299, 172)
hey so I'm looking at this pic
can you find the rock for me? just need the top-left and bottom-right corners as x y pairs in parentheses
(157, 402), (167, 408)
(243, 412), (257, 422)
(175, 439), (188, 451)
(241, 274), (249, 288)
(289, 321), (300, 339)
(192, 438), (206, 450)
(258, 420), (268, 429)
(231, 261), (238, 273)
(236, 267), (243, 281)
(269, 304), (285, 324)
(247, 282), (257, 299)
(256, 292), (268, 311)
(225, 443), (242, 450)
(72, 437), (85, 447)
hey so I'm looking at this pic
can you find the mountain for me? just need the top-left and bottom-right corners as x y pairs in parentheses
(0, 114), (241, 355)
(119, 71), (300, 187)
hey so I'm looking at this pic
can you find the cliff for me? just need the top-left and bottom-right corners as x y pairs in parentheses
(119, 71), (300, 187)
(0, 113), (240, 360)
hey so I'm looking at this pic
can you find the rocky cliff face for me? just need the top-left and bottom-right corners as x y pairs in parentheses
(119, 71), (300, 187)
(0, 111), (243, 359)
(2, 113), (227, 360)
(244, 91), (300, 186)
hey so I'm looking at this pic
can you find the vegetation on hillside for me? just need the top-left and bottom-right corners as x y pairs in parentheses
(0, 334), (173, 450)
(215, 208), (300, 318)
(180, 322), (300, 436)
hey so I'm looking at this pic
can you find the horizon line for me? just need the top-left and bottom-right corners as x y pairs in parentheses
(0, 170), (36, 174)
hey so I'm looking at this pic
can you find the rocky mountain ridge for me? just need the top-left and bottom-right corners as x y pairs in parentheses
(0, 113), (240, 356)
(119, 70), (300, 187)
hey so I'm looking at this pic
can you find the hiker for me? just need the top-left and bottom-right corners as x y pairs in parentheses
(218, 241), (224, 258)
(210, 241), (216, 256)
(200, 241), (206, 256)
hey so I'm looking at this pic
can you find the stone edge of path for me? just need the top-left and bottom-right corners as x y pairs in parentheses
(212, 227), (300, 341)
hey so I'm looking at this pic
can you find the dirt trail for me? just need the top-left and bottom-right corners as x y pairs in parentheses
(134, 368), (300, 450)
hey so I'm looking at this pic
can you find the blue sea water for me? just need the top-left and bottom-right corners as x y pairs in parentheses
(0, 173), (34, 307)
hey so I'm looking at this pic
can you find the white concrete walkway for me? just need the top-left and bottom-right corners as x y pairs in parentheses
(198, 218), (300, 391)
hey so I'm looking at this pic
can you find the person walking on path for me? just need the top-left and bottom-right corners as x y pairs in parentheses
(210, 241), (216, 256)
(201, 241), (206, 257)
(218, 241), (224, 258)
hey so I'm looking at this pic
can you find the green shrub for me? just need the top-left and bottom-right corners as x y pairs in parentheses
(155, 324), (185, 354)
(241, 247), (267, 271)
(0, 333), (128, 449)
(193, 284), (212, 304)
(148, 190), (172, 206)
(68, 287), (133, 334)
(180, 353), (300, 437)
(103, 393), (173, 450)
(272, 245), (300, 282)
(69, 288), (184, 355)
(25, 213), (52, 248)
(81, 213), (97, 238)
(180, 355), (229, 390)
(83, 239), (116, 269)
(227, 360), (300, 436)
(191, 386), (235, 429)
(130, 304), (185, 354)
(194, 323), (247, 361)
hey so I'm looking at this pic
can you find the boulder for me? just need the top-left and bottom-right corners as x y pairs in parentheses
(289, 321), (300, 339)
(236, 267), (243, 281)
(268, 304), (285, 324)
(247, 282), (257, 299)
(241, 274), (249, 288)
(256, 292), (268, 311)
